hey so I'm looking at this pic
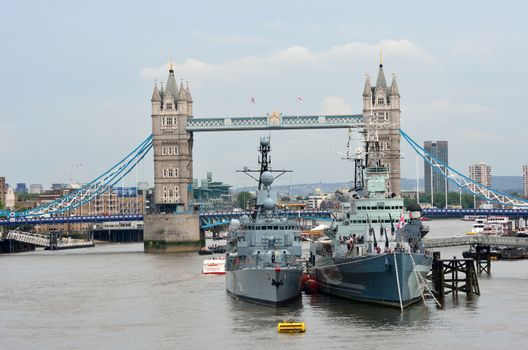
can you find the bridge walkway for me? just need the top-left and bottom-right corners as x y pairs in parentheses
(4, 231), (94, 249)
(424, 235), (528, 248)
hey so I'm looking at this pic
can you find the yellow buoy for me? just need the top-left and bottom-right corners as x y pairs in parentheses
(277, 321), (306, 333)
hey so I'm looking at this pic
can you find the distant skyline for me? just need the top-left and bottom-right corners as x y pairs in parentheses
(1, 0), (527, 189)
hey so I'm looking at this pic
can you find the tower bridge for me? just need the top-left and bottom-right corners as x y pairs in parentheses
(143, 61), (401, 252)
(2, 59), (528, 253)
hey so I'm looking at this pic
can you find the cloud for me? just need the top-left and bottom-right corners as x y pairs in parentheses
(406, 99), (494, 123)
(320, 96), (353, 114)
(190, 30), (281, 47)
(139, 39), (433, 84)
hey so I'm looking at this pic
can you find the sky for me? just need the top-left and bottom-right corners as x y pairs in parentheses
(1, 0), (527, 189)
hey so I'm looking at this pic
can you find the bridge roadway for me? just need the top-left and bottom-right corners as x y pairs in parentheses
(0, 210), (332, 228)
(423, 208), (528, 218)
(424, 235), (528, 249)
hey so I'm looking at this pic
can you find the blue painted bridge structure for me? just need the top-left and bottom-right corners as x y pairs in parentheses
(422, 208), (528, 218)
(0, 210), (332, 229)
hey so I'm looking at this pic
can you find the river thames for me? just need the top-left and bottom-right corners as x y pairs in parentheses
(1, 219), (527, 350)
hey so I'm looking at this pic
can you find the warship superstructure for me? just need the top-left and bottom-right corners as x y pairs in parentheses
(309, 129), (432, 308)
(225, 138), (303, 306)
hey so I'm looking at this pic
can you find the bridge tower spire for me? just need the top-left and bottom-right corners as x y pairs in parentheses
(144, 61), (200, 253)
(363, 60), (401, 196)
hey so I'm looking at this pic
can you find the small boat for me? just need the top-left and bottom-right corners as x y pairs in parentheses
(208, 244), (226, 254)
(202, 257), (226, 275)
(198, 247), (213, 255)
(498, 248), (524, 260)
(462, 246), (501, 260)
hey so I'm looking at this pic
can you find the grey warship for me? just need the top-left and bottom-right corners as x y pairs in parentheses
(225, 138), (303, 306)
(309, 133), (433, 308)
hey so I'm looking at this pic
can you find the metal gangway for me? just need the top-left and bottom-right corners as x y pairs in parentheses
(424, 236), (528, 249)
(4, 230), (94, 249)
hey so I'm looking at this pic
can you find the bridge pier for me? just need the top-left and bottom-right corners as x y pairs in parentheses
(143, 213), (202, 253)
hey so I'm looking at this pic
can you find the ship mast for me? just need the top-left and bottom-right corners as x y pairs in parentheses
(237, 137), (292, 214)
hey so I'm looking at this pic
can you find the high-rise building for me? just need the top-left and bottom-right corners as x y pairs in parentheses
(29, 184), (43, 194)
(15, 183), (27, 194)
(469, 162), (492, 187)
(362, 60), (401, 195)
(51, 183), (67, 190)
(150, 64), (194, 212)
(0, 177), (5, 207)
(423, 141), (449, 195)
(523, 165), (528, 198)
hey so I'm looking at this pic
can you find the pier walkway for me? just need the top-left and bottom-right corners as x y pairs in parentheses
(4, 230), (94, 250)
(424, 236), (528, 248)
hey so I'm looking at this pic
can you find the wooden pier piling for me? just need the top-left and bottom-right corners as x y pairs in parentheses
(475, 244), (491, 275)
(431, 252), (480, 301)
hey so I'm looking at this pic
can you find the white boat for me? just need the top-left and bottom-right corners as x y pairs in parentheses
(466, 216), (512, 236)
(202, 257), (226, 275)
(466, 217), (486, 235)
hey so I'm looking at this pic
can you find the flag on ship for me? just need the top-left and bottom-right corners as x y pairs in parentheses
(396, 212), (406, 229)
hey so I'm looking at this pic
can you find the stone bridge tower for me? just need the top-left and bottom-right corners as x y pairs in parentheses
(150, 65), (194, 212)
(144, 64), (201, 253)
(362, 60), (401, 195)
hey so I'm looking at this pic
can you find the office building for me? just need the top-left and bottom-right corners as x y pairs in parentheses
(523, 165), (528, 198)
(29, 184), (43, 194)
(15, 183), (27, 194)
(424, 141), (449, 195)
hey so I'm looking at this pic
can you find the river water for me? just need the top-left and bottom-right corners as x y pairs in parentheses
(1, 219), (527, 350)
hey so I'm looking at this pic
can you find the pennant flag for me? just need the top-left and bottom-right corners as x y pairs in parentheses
(296, 96), (304, 102)
(250, 97), (256, 104)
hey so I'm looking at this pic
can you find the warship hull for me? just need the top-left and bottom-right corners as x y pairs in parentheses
(226, 267), (303, 306)
(313, 252), (432, 308)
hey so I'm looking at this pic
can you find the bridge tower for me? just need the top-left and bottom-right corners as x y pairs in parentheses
(144, 64), (201, 253)
(362, 59), (401, 195)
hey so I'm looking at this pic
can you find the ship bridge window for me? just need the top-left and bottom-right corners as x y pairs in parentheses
(256, 226), (260, 230)
(280, 226), (284, 230)
(346, 213), (350, 219)
(274, 226), (279, 230)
